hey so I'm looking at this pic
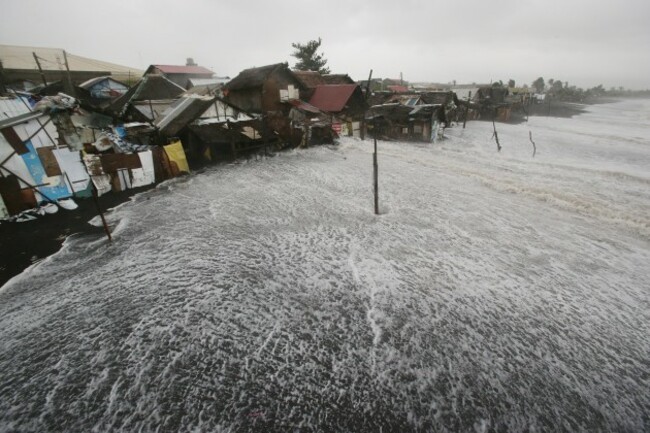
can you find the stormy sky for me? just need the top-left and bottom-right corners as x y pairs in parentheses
(2, 0), (649, 89)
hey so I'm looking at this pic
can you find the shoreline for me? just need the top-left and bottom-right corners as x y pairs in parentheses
(0, 97), (631, 288)
(0, 186), (155, 288)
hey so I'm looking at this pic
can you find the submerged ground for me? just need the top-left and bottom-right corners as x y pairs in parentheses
(1, 100), (649, 432)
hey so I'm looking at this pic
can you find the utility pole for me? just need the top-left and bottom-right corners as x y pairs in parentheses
(373, 118), (379, 215)
(32, 52), (48, 86)
(361, 69), (373, 141)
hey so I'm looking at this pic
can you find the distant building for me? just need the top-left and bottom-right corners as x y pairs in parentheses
(0, 44), (142, 88)
(145, 59), (215, 88)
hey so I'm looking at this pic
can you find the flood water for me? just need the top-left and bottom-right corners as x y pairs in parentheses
(1, 100), (649, 432)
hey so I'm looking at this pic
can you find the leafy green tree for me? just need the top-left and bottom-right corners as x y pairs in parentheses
(532, 77), (545, 93)
(291, 38), (330, 74)
(508, 79), (516, 88)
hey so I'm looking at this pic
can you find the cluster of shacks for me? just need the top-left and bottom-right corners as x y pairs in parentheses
(0, 44), (529, 221)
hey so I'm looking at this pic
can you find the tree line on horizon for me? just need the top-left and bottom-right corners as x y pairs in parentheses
(290, 38), (650, 100)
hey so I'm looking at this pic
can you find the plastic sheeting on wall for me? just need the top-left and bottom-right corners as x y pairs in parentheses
(21, 142), (71, 202)
(163, 141), (189, 174)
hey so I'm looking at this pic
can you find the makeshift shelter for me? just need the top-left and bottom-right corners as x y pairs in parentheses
(76, 76), (129, 110)
(286, 99), (334, 146)
(224, 63), (304, 115)
(0, 96), (88, 217)
(108, 74), (185, 121)
(366, 103), (446, 143)
(155, 94), (260, 162)
(308, 84), (367, 137)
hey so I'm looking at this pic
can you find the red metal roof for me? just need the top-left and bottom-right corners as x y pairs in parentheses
(154, 65), (214, 75)
(287, 99), (322, 114)
(308, 84), (358, 112)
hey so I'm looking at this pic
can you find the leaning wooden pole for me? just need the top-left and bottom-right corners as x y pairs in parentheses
(491, 109), (502, 152)
(32, 52), (48, 87)
(91, 183), (112, 243)
(373, 120), (379, 215)
(62, 50), (77, 97)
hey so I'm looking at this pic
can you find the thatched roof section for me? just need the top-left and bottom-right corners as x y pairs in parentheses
(322, 74), (355, 85)
(292, 70), (325, 89)
(225, 63), (289, 91)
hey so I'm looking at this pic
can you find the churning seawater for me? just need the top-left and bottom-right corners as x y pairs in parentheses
(1, 100), (649, 432)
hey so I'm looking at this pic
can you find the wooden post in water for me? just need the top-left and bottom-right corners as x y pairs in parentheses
(226, 120), (237, 160)
(91, 183), (112, 243)
(463, 91), (472, 129)
(262, 114), (269, 155)
(373, 119), (379, 215)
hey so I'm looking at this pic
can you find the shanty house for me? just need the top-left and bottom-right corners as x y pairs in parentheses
(76, 76), (129, 110)
(308, 84), (367, 136)
(224, 63), (304, 115)
(366, 103), (446, 143)
(0, 96), (91, 217)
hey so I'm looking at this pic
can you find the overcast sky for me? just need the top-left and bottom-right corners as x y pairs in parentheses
(2, 0), (649, 89)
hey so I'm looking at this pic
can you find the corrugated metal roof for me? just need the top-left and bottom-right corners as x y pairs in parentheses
(0, 111), (45, 130)
(188, 77), (229, 87)
(0, 97), (33, 120)
(153, 65), (214, 75)
(78, 76), (127, 90)
(155, 95), (215, 136)
(309, 84), (358, 113)
(0, 44), (143, 80)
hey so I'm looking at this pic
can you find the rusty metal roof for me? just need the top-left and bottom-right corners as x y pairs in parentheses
(387, 85), (409, 93)
(287, 99), (322, 114)
(308, 84), (359, 113)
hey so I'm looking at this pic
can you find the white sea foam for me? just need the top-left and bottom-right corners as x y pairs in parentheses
(0, 99), (649, 432)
